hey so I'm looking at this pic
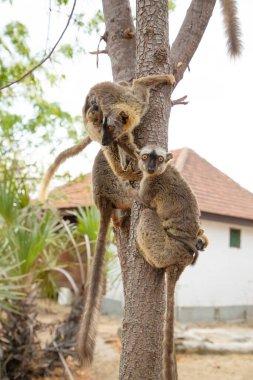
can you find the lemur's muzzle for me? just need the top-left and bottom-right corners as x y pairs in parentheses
(147, 156), (156, 174)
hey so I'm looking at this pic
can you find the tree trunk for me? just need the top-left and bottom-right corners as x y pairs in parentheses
(119, 1), (174, 379)
(100, 1), (217, 379)
(102, 0), (136, 82)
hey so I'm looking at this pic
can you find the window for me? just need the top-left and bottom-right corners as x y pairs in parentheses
(229, 228), (241, 248)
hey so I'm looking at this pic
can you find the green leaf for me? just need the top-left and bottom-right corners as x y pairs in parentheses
(86, 10), (105, 34)
(59, 44), (74, 59)
(168, 1), (176, 11)
(56, 0), (69, 5)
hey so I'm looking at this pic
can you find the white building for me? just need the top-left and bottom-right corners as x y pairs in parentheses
(172, 148), (253, 322)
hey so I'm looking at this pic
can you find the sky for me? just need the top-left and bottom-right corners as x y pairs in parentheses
(1, 0), (253, 193)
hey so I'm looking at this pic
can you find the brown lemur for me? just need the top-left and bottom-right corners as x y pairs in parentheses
(135, 145), (208, 380)
(136, 145), (208, 266)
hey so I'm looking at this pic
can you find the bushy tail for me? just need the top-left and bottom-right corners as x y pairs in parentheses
(163, 266), (183, 380)
(220, 0), (243, 57)
(76, 205), (112, 366)
(39, 136), (91, 200)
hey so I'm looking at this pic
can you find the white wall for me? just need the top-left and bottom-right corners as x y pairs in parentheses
(176, 219), (253, 307)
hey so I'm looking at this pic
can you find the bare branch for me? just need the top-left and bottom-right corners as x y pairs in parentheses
(171, 0), (216, 85)
(90, 32), (109, 68)
(89, 49), (108, 55)
(171, 95), (189, 106)
(0, 0), (77, 91)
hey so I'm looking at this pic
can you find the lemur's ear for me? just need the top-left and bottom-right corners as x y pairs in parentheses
(119, 111), (129, 124)
(166, 152), (173, 162)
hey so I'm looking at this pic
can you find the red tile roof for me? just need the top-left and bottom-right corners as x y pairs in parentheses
(49, 148), (253, 222)
(172, 148), (253, 222)
(48, 173), (94, 209)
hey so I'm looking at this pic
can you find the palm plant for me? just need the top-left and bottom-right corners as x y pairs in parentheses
(0, 164), (30, 225)
(0, 252), (25, 312)
(71, 205), (100, 250)
(69, 205), (116, 287)
(0, 163), (77, 378)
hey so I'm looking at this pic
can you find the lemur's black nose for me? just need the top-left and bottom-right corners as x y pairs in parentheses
(101, 137), (111, 146)
(148, 168), (155, 174)
(90, 103), (99, 112)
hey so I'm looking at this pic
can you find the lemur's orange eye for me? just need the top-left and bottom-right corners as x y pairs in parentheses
(142, 154), (148, 160)
(108, 125), (114, 132)
(158, 156), (164, 162)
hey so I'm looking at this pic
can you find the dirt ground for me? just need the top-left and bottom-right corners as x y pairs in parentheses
(37, 301), (253, 380)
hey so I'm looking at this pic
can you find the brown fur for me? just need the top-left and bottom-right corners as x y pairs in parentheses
(136, 145), (208, 379)
(84, 99), (141, 180)
(76, 149), (134, 365)
(39, 136), (92, 200)
(220, 0), (243, 57)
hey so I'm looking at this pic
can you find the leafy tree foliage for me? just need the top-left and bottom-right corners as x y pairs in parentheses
(0, 0), (105, 182)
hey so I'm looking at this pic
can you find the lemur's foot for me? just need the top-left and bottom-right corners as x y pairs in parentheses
(196, 236), (208, 251)
(167, 74), (176, 87)
(196, 229), (209, 250)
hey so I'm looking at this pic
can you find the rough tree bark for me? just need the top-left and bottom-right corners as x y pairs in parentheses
(119, 1), (173, 379)
(102, 0), (136, 82)
(100, 0), (217, 379)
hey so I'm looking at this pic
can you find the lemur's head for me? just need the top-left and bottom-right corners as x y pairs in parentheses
(86, 103), (103, 124)
(84, 101), (103, 143)
(101, 109), (129, 146)
(83, 93), (103, 125)
(138, 145), (173, 176)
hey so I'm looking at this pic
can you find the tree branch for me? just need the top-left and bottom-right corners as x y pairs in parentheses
(89, 32), (108, 68)
(102, 0), (136, 81)
(171, 0), (216, 84)
(171, 95), (189, 106)
(0, 0), (77, 91)
(89, 49), (108, 55)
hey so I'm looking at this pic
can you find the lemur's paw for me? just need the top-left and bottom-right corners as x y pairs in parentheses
(196, 235), (208, 251)
(167, 74), (176, 87)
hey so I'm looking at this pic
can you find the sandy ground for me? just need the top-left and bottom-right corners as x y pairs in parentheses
(36, 301), (253, 380)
